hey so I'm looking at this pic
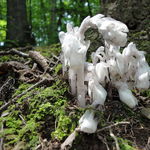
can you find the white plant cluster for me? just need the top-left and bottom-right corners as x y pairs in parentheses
(59, 14), (150, 133)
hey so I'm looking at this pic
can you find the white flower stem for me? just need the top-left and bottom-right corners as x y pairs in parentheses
(77, 65), (86, 107)
(69, 69), (77, 95)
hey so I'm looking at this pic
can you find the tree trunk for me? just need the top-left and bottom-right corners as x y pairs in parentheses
(5, 0), (35, 47)
(49, 0), (57, 44)
(100, 0), (150, 31)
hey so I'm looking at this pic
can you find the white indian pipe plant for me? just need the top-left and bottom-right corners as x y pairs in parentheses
(79, 110), (98, 133)
(59, 14), (150, 133)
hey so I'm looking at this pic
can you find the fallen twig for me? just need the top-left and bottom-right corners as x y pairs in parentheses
(0, 48), (29, 57)
(0, 119), (4, 150)
(19, 115), (26, 125)
(61, 131), (76, 150)
(61, 128), (80, 150)
(0, 78), (49, 113)
(109, 129), (120, 150)
(97, 134), (110, 150)
(97, 121), (130, 132)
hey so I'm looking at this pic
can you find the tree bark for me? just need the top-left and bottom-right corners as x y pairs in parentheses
(100, 0), (150, 31)
(49, 0), (57, 44)
(5, 0), (35, 47)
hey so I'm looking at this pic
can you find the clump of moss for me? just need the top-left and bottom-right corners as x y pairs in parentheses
(0, 78), (83, 149)
(0, 55), (28, 63)
(118, 137), (136, 150)
(35, 43), (61, 58)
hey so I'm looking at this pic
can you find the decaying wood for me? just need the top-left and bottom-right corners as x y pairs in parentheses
(32, 63), (38, 71)
(0, 61), (52, 83)
(0, 53), (54, 83)
(61, 131), (76, 150)
(18, 69), (41, 83)
(0, 78), (51, 113)
(0, 48), (61, 75)
(29, 51), (49, 71)
(0, 61), (29, 74)
(96, 121), (130, 132)
(0, 49), (29, 57)
(0, 61), (39, 83)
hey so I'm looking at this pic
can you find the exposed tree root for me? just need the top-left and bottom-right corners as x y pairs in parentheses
(0, 48), (29, 57)
(29, 51), (49, 72)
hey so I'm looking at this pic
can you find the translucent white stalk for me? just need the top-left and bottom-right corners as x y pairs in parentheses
(77, 65), (86, 107)
(69, 69), (76, 95)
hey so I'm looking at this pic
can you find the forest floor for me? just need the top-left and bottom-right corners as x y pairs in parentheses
(0, 45), (150, 150)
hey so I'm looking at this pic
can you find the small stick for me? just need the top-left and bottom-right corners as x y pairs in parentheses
(0, 78), (48, 113)
(61, 128), (80, 150)
(109, 129), (120, 150)
(19, 115), (26, 125)
(97, 121), (130, 132)
(0, 120), (4, 150)
(0, 49), (29, 57)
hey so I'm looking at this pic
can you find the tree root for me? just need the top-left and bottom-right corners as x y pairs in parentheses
(29, 51), (49, 72)
(0, 48), (29, 57)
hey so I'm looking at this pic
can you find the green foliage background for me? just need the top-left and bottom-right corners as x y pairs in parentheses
(0, 0), (100, 46)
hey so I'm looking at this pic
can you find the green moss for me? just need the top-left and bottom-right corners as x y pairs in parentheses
(51, 114), (75, 140)
(118, 137), (136, 150)
(54, 63), (62, 75)
(140, 89), (150, 97)
(13, 83), (31, 96)
(35, 43), (61, 58)
(0, 78), (84, 149)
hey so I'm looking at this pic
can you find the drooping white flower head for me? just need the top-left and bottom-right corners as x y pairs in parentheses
(115, 81), (138, 108)
(136, 72), (150, 89)
(59, 28), (88, 70)
(95, 62), (109, 85)
(122, 42), (150, 89)
(135, 62), (150, 89)
(87, 69), (107, 107)
(79, 110), (98, 133)
(90, 15), (129, 47)
(91, 79), (107, 107)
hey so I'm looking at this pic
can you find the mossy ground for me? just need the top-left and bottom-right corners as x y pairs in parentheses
(0, 45), (84, 149)
(0, 43), (150, 150)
